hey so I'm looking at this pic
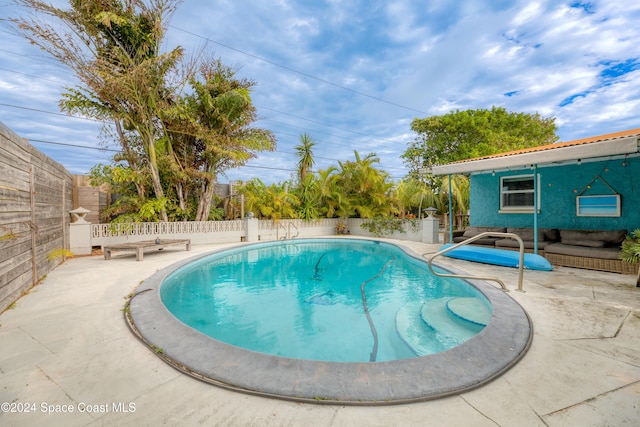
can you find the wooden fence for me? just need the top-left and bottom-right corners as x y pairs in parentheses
(0, 122), (73, 312)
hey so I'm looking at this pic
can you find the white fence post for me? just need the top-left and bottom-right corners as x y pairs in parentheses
(422, 217), (440, 243)
(69, 223), (92, 255)
(245, 216), (259, 242)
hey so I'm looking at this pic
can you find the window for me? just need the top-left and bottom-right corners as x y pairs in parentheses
(576, 195), (621, 217)
(500, 175), (539, 213)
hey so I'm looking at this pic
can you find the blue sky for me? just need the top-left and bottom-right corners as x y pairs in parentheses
(1, 0), (639, 184)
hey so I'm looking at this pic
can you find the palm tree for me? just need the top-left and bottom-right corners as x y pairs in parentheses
(238, 179), (298, 221)
(439, 175), (470, 228)
(296, 174), (320, 220)
(317, 166), (341, 218)
(295, 133), (316, 183)
(395, 178), (438, 218)
(335, 151), (395, 218)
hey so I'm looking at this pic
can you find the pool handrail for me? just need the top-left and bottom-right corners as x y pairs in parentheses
(288, 222), (299, 239)
(277, 221), (300, 239)
(425, 232), (526, 292)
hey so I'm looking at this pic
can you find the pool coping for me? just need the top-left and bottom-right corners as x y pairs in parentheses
(126, 238), (533, 405)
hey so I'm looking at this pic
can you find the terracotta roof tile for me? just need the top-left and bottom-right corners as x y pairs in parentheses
(452, 127), (640, 164)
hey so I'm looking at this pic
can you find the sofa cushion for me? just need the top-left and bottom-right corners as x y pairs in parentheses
(544, 243), (621, 260)
(462, 226), (507, 237)
(560, 239), (607, 248)
(559, 229), (627, 245)
(506, 227), (547, 242)
(495, 239), (554, 250)
(453, 236), (503, 246)
(544, 228), (560, 242)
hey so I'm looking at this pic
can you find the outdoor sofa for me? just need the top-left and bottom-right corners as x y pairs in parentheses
(450, 226), (636, 275)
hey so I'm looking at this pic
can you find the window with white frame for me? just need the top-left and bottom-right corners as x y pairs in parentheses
(500, 175), (539, 212)
(576, 195), (621, 217)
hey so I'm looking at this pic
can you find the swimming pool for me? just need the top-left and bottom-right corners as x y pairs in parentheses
(127, 238), (532, 404)
(160, 239), (491, 363)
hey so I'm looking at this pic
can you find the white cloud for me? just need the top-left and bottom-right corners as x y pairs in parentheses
(1, 0), (639, 183)
(510, 2), (543, 27)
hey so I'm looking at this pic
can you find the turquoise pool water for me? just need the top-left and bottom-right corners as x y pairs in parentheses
(160, 239), (492, 363)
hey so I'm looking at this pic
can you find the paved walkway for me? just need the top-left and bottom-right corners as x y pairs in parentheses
(1, 240), (639, 426)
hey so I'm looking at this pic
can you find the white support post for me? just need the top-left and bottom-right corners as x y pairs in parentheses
(245, 214), (259, 242)
(422, 208), (440, 244)
(69, 207), (92, 255)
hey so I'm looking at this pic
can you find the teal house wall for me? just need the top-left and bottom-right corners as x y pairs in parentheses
(469, 155), (640, 232)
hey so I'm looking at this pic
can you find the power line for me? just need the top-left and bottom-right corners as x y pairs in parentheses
(2, 102), (408, 173)
(240, 164), (297, 172)
(0, 66), (73, 86)
(257, 105), (373, 139)
(0, 46), (64, 68)
(169, 25), (428, 115)
(0, 102), (100, 122)
(0, 50), (410, 176)
(29, 139), (119, 152)
(1, 42), (414, 149)
(0, 62), (404, 149)
(0, 101), (400, 166)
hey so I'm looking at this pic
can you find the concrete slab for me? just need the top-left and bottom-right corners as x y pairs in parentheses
(0, 240), (639, 426)
(567, 311), (640, 366)
(503, 334), (640, 415)
(0, 366), (94, 427)
(543, 381), (640, 426)
(461, 377), (547, 427)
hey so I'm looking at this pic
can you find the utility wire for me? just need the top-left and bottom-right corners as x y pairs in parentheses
(1, 63), (406, 151)
(0, 102), (100, 122)
(1, 101), (408, 172)
(30, 139), (119, 152)
(169, 25), (428, 115)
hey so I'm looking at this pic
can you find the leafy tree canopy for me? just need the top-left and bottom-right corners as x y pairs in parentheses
(11, 0), (275, 222)
(402, 106), (558, 176)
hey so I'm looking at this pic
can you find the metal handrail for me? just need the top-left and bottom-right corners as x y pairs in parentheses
(277, 222), (287, 239)
(288, 222), (299, 239)
(424, 232), (527, 292)
(277, 221), (300, 239)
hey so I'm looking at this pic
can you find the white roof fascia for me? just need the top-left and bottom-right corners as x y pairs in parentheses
(431, 137), (639, 175)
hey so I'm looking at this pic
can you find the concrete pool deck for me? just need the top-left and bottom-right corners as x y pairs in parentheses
(1, 240), (639, 426)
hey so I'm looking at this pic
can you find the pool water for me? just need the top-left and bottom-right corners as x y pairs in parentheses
(160, 239), (492, 363)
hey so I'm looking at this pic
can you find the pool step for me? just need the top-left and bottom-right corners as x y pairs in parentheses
(421, 298), (486, 348)
(397, 298), (489, 356)
(396, 301), (444, 356)
(446, 297), (491, 326)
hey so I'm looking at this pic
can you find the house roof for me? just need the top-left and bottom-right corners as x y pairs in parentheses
(431, 128), (640, 175)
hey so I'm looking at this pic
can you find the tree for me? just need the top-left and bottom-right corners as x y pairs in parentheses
(12, 0), (183, 221)
(11, 0), (275, 222)
(295, 133), (316, 183)
(334, 151), (396, 218)
(394, 178), (438, 218)
(402, 107), (558, 174)
(164, 60), (276, 221)
(238, 179), (298, 221)
(316, 166), (341, 218)
(295, 174), (320, 220)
